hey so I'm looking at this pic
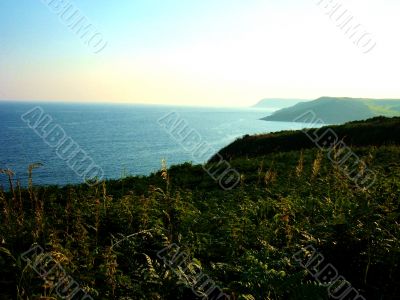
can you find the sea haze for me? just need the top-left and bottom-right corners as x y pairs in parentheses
(0, 102), (309, 187)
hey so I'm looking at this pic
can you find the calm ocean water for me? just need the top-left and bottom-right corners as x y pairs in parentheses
(0, 102), (309, 188)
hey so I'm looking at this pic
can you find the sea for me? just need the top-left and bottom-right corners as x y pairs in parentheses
(0, 101), (309, 188)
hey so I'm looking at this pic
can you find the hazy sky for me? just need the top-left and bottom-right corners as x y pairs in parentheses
(1, 0), (399, 106)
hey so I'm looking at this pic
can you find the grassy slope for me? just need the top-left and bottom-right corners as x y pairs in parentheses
(0, 117), (400, 299)
(365, 99), (400, 116)
(211, 116), (400, 162)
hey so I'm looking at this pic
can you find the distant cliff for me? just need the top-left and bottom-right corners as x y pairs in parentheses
(261, 97), (400, 124)
(252, 98), (309, 109)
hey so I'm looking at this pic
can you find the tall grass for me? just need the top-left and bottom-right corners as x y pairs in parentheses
(0, 145), (399, 299)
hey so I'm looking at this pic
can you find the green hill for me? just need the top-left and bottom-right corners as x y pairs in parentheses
(262, 97), (400, 124)
(211, 116), (400, 162)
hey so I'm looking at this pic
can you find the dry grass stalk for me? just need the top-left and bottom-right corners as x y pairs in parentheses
(311, 151), (323, 179)
(295, 151), (304, 177)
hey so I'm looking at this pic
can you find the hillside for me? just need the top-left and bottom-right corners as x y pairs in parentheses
(211, 116), (400, 162)
(262, 97), (400, 124)
(1, 117), (400, 299)
(252, 98), (308, 109)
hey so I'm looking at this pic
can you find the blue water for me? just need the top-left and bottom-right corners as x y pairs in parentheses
(0, 102), (309, 188)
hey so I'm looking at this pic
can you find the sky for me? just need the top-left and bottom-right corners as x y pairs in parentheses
(0, 0), (400, 107)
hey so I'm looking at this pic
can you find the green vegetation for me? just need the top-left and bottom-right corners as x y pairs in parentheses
(364, 99), (400, 117)
(212, 116), (400, 161)
(262, 97), (400, 123)
(1, 117), (400, 299)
